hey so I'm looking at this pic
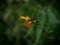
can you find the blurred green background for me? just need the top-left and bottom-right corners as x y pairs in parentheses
(0, 0), (60, 45)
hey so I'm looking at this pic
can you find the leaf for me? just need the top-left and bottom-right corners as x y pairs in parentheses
(4, 8), (12, 21)
(6, 29), (12, 40)
(47, 8), (58, 24)
(12, 21), (20, 37)
(36, 25), (43, 43)
(36, 10), (46, 43)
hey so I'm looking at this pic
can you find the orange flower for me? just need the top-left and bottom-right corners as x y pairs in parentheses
(25, 16), (31, 21)
(25, 21), (32, 28)
(19, 16), (31, 21)
(19, 15), (37, 28)
(19, 16), (25, 20)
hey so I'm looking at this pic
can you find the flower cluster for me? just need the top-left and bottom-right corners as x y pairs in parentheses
(19, 16), (36, 28)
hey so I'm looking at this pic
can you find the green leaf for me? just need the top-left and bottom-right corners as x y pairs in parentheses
(36, 10), (46, 43)
(36, 25), (43, 43)
(12, 21), (20, 37)
(47, 8), (58, 24)
(6, 29), (12, 40)
(4, 8), (12, 21)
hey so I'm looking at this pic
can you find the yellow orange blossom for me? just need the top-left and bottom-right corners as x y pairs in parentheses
(19, 16), (25, 20)
(25, 21), (32, 28)
(19, 15), (37, 28)
(25, 16), (31, 21)
(19, 16), (31, 21)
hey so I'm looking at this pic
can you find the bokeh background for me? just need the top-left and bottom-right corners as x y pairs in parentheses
(0, 0), (60, 45)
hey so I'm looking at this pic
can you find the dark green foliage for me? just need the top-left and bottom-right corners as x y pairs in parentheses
(0, 0), (60, 45)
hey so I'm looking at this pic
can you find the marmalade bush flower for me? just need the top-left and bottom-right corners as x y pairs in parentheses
(19, 15), (36, 28)
(25, 21), (32, 28)
(19, 16), (25, 20)
(19, 16), (31, 21)
(25, 16), (31, 21)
